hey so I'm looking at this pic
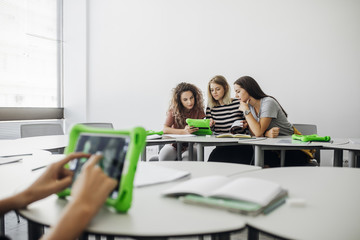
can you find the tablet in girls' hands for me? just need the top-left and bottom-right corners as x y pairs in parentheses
(186, 118), (212, 135)
(57, 124), (146, 212)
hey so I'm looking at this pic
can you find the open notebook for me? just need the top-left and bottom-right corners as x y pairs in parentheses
(162, 175), (287, 215)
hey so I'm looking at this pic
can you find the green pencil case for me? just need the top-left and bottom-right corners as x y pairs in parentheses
(57, 124), (146, 212)
(146, 130), (163, 135)
(292, 134), (331, 142)
(186, 118), (213, 135)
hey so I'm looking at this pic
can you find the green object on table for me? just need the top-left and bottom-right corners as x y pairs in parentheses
(292, 134), (331, 142)
(186, 118), (213, 135)
(146, 130), (163, 135)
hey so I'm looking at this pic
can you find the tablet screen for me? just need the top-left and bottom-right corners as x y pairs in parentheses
(69, 132), (130, 199)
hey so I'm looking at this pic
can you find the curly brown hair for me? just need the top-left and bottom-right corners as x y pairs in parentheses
(169, 82), (204, 128)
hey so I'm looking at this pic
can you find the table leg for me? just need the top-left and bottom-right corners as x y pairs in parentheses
(28, 219), (44, 240)
(333, 149), (343, 167)
(247, 226), (259, 240)
(280, 150), (285, 167)
(78, 233), (89, 240)
(188, 142), (194, 161)
(197, 143), (204, 162)
(254, 146), (264, 167)
(0, 215), (4, 236)
(210, 232), (231, 240)
(177, 143), (182, 160)
(141, 148), (146, 161)
(348, 151), (356, 168)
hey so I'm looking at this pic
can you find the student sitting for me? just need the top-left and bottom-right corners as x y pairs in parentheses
(206, 75), (253, 164)
(234, 76), (316, 167)
(159, 82), (205, 161)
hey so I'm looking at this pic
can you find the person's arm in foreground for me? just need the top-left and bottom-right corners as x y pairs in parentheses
(0, 153), (90, 216)
(42, 154), (118, 240)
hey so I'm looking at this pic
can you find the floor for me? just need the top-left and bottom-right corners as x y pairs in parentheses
(4, 211), (278, 240)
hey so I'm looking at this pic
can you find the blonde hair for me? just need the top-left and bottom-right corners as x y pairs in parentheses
(207, 75), (232, 108)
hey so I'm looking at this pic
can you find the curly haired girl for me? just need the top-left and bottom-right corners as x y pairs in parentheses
(159, 82), (205, 160)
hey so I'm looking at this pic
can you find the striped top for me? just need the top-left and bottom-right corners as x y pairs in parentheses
(206, 99), (245, 134)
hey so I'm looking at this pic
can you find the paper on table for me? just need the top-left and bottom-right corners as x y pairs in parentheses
(162, 175), (283, 207)
(0, 156), (22, 165)
(163, 134), (196, 138)
(146, 134), (162, 140)
(134, 163), (191, 187)
(349, 139), (360, 144)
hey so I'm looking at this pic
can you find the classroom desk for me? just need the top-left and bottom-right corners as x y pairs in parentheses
(241, 136), (324, 167)
(322, 138), (360, 167)
(0, 139), (38, 157)
(241, 137), (352, 168)
(0, 135), (68, 157)
(0, 152), (62, 236)
(18, 161), (261, 240)
(232, 167), (360, 240)
(15, 135), (68, 153)
(176, 136), (242, 161)
(142, 138), (177, 161)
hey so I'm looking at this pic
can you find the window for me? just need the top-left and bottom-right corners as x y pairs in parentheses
(0, 0), (63, 120)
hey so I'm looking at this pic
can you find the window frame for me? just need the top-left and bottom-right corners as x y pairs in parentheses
(0, 0), (64, 121)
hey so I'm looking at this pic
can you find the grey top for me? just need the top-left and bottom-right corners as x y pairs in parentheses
(249, 97), (293, 136)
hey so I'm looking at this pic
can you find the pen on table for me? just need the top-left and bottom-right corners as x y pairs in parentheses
(32, 165), (48, 171)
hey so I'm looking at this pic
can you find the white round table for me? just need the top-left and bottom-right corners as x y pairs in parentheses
(18, 161), (260, 239)
(235, 167), (360, 240)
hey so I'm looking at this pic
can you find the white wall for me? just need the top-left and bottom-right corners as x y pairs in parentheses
(64, 0), (360, 139)
(63, 0), (88, 131)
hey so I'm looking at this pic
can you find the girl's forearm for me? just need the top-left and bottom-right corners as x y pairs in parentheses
(0, 190), (33, 215)
(163, 126), (185, 134)
(245, 116), (264, 137)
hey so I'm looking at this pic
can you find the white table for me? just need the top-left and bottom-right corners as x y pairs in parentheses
(232, 167), (360, 240)
(15, 135), (68, 152)
(240, 136), (324, 167)
(322, 138), (360, 167)
(241, 137), (350, 167)
(0, 135), (68, 157)
(176, 136), (242, 161)
(0, 152), (63, 235)
(18, 161), (261, 240)
(143, 138), (177, 161)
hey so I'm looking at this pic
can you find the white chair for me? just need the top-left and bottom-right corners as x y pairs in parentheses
(20, 123), (65, 154)
(20, 123), (64, 138)
(293, 123), (320, 165)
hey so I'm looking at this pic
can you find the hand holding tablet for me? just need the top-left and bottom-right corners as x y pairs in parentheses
(57, 124), (146, 212)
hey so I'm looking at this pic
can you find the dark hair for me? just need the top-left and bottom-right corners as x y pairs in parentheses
(234, 76), (288, 117)
(169, 82), (204, 128)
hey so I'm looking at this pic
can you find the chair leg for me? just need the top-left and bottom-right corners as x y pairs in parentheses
(15, 210), (20, 223)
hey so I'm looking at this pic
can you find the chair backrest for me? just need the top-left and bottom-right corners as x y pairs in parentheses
(20, 123), (64, 138)
(293, 124), (317, 135)
(293, 123), (320, 163)
(79, 122), (114, 129)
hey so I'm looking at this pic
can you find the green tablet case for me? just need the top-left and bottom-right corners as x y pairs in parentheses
(57, 124), (146, 212)
(292, 134), (331, 142)
(186, 118), (213, 135)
